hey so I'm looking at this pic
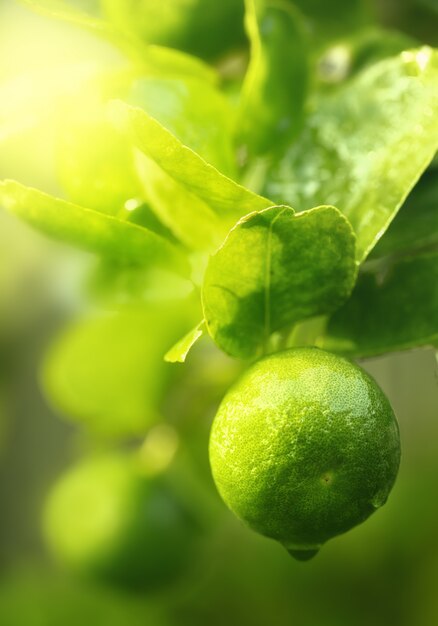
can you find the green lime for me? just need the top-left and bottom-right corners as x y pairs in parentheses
(209, 347), (400, 560)
(43, 452), (199, 587)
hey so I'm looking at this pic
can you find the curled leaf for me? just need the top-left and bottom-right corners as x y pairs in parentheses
(164, 321), (205, 363)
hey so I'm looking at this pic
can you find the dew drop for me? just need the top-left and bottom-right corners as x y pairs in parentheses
(371, 490), (388, 509)
(288, 548), (320, 562)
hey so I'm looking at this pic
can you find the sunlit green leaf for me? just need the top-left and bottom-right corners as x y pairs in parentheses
(57, 70), (225, 218)
(128, 77), (236, 174)
(319, 251), (438, 357)
(202, 205), (357, 359)
(110, 100), (271, 250)
(238, 0), (308, 156)
(164, 321), (205, 363)
(124, 76), (238, 250)
(0, 181), (190, 276)
(56, 107), (143, 217)
(265, 47), (438, 262)
(109, 101), (269, 216)
(132, 158), (225, 252)
(42, 306), (192, 437)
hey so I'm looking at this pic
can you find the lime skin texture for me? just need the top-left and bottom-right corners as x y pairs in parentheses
(209, 347), (401, 560)
(44, 453), (199, 588)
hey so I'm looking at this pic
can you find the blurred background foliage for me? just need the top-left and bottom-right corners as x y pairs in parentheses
(0, 0), (437, 625)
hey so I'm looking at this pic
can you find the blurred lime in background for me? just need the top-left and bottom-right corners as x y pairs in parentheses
(43, 450), (201, 588)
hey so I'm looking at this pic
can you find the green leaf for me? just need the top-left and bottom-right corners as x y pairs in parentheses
(109, 100), (271, 250)
(345, 28), (418, 78)
(41, 307), (191, 437)
(202, 205), (357, 359)
(319, 251), (438, 357)
(56, 71), (224, 218)
(0, 181), (189, 276)
(134, 157), (225, 252)
(164, 321), (205, 363)
(101, 0), (245, 60)
(290, 0), (371, 44)
(238, 0), (308, 156)
(370, 170), (438, 259)
(265, 47), (438, 262)
(128, 77), (236, 175)
(109, 101), (269, 216)
(124, 76), (237, 250)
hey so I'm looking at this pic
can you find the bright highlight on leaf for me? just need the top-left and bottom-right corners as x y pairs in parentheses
(128, 78), (236, 174)
(109, 101), (271, 215)
(122, 76), (238, 250)
(109, 99), (272, 249)
(202, 205), (357, 359)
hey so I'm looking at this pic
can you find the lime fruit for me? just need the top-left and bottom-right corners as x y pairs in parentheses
(44, 452), (199, 587)
(209, 347), (400, 560)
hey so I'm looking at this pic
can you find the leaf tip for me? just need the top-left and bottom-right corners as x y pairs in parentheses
(164, 322), (205, 364)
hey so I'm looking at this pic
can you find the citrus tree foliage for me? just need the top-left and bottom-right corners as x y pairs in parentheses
(2, 0), (438, 575)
